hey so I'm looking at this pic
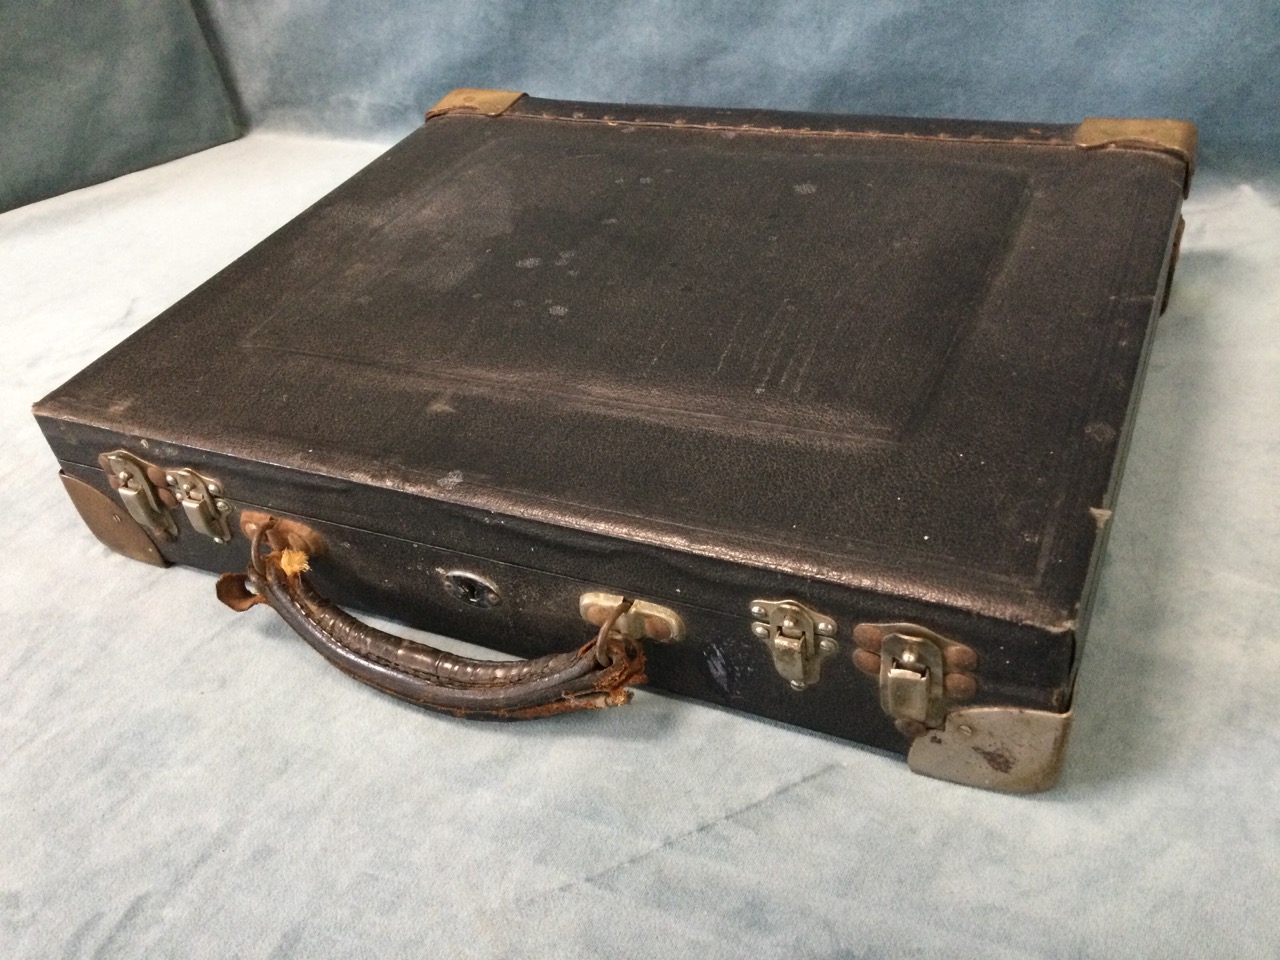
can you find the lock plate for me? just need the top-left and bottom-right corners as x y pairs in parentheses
(750, 599), (836, 691)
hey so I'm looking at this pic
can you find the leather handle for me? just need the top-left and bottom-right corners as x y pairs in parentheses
(216, 516), (646, 719)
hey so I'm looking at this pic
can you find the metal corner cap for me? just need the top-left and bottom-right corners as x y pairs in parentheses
(60, 472), (167, 567)
(425, 88), (526, 121)
(907, 706), (1073, 793)
(1074, 118), (1198, 195)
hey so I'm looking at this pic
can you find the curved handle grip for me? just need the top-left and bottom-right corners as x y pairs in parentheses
(216, 516), (646, 719)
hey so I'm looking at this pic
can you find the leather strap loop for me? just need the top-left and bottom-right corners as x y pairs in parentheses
(217, 517), (646, 719)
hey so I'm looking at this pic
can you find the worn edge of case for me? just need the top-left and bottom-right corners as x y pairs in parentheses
(425, 88), (1198, 197)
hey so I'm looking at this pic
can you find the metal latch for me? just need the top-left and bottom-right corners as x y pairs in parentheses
(852, 623), (979, 732)
(102, 451), (179, 539)
(163, 467), (232, 543)
(750, 599), (836, 691)
(100, 450), (232, 543)
(881, 632), (947, 728)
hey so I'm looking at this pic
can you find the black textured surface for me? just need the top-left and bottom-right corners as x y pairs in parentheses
(35, 98), (1187, 737)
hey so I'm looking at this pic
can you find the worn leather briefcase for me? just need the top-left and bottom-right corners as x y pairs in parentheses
(34, 89), (1196, 792)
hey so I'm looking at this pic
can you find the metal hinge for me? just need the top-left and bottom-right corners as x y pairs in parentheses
(100, 450), (232, 543)
(750, 599), (837, 691)
(852, 623), (978, 733)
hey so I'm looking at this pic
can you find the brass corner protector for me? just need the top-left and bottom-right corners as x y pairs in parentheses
(425, 88), (525, 121)
(906, 706), (1073, 793)
(60, 472), (167, 567)
(1074, 118), (1198, 195)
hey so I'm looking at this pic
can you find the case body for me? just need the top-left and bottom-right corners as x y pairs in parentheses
(34, 92), (1194, 790)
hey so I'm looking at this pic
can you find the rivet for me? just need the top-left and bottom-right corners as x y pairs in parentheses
(899, 650), (918, 666)
(749, 604), (766, 618)
(789, 680), (807, 691)
(213, 537), (225, 544)
(959, 724), (974, 736)
(751, 623), (769, 638)
(781, 617), (796, 631)
(816, 621), (835, 636)
(117, 471), (130, 482)
(818, 638), (836, 653)
(165, 475), (175, 485)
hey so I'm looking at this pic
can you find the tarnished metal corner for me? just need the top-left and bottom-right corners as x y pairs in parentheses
(60, 472), (167, 567)
(1074, 118), (1198, 195)
(907, 706), (1073, 793)
(425, 88), (525, 121)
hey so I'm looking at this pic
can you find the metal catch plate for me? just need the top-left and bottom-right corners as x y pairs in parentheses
(750, 599), (836, 691)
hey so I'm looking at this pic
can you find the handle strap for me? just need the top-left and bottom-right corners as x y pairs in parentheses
(216, 517), (646, 719)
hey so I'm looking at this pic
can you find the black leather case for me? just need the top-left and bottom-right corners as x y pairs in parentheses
(34, 90), (1195, 791)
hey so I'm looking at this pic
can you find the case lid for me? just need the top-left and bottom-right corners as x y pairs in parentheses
(36, 95), (1190, 633)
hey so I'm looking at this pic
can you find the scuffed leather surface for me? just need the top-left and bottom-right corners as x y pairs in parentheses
(4, 135), (1280, 957)
(0, 1), (239, 212)
(32, 105), (1186, 659)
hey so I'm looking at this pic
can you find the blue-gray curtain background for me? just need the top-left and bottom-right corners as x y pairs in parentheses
(4, 0), (1276, 212)
(0, 0), (240, 212)
(202, 0), (1278, 162)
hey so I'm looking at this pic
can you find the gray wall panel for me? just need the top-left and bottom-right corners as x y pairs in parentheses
(1, 0), (240, 212)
